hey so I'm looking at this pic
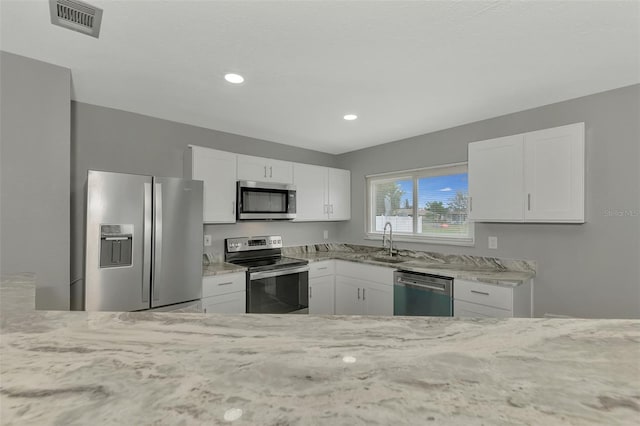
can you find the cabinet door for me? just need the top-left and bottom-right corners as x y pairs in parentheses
(237, 155), (293, 184)
(202, 273), (246, 298)
(328, 168), (351, 220)
(362, 282), (393, 316)
(454, 279), (513, 311)
(309, 275), (335, 315)
(267, 159), (293, 184)
(309, 260), (335, 278)
(524, 123), (584, 222)
(468, 135), (524, 221)
(293, 163), (328, 221)
(334, 276), (363, 315)
(203, 292), (246, 314)
(190, 146), (237, 223)
(237, 154), (269, 181)
(454, 300), (512, 318)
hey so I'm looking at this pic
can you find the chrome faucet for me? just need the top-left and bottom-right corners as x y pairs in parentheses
(382, 221), (394, 256)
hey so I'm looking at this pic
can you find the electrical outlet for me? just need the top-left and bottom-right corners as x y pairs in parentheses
(204, 235), (212, 246)
(488, 236), (498, 249)
(323, 230), (329, 240)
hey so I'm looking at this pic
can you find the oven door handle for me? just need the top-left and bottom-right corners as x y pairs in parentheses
(250, 266), (309, 280)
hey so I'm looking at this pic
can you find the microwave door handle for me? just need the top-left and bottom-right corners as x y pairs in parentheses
(250, 266), (309, 280)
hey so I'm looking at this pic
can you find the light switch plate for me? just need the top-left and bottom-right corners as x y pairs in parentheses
(488, 236), (498, 249)
(204, 235), (212, 246)
(323, 230), (329, 240)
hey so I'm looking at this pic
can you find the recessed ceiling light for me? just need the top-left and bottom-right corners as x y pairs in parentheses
(224, 73), (244, 84)
(343, 114), (358, 121)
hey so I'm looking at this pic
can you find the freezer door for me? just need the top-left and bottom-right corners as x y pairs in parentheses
(86, 171), (152, 311)
(151, 177), (203, 308)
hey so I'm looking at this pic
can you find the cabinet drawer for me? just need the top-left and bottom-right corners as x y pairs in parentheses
(454, 300), (512, 318)
(454, 279), (512, 310)
(202, 273), (246, 298)
(335, 260), (394, 285)
(203, 292), (246, 314)
(309, 260), (334, 278)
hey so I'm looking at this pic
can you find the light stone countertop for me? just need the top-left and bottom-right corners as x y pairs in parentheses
(284, 244), (536, 287)
(203, 262), (247, 277)
(1, 273), (639, 425)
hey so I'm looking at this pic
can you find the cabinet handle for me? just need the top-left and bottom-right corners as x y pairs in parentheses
(363, 288), (366, 300)
(217, 282), (233, 286)
(357, 288), (360, 300)
(469, 196), (472, 212)
(309, 286), (312, 298)
(264, 166), (267, 178)
(527, 193), (531, 211)
(269, 166), (273, 178)
(317, 267), (328, 270)
(471, 290), (490, 296)
(232, 202), (235, 215)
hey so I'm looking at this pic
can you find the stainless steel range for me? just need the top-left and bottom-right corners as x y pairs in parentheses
(225, 236), (309, 314)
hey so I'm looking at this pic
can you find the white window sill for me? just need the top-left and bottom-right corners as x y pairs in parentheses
(365, 233), (475, 247)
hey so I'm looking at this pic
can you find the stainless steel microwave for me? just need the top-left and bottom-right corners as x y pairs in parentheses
(237, 181), (296, 220)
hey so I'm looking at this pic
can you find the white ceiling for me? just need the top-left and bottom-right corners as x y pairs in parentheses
(1, 1), (639, 155)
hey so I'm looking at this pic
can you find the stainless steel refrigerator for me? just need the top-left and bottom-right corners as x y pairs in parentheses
(85, 170), (203, 311)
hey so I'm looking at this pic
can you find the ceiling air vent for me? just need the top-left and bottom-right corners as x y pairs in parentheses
(49, 0), (103, 38)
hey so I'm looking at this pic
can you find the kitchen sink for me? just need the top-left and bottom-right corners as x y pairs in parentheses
(369, 255), (406, 264)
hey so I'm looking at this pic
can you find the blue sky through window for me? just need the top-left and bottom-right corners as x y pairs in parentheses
(397, 173), (468, 207)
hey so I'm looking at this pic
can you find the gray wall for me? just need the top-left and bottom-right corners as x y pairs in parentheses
(337, 84), (640, 319)
(0, 51), (71, 310)
(71, 102), (341, 304)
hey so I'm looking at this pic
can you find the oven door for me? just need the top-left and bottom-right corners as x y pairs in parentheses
(248, 266), (309, 313)
(237, 181), (296, 220)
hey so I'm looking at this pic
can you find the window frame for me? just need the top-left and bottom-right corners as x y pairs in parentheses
(365, 162), (475, 247)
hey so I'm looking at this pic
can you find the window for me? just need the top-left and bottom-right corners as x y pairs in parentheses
(367, 163), (474, 245)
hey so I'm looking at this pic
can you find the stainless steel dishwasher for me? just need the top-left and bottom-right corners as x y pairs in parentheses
(393, 270), (453, 316)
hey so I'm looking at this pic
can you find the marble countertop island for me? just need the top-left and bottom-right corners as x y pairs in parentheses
(2, 274), (638, 425)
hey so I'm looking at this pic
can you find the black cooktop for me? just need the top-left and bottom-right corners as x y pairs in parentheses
(229, 256), (308, 273)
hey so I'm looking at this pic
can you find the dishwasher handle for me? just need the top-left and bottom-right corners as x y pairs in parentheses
(394, 272), (452, 296)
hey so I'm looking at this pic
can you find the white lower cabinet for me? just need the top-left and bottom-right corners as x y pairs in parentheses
(453, 278), (532, 318)
(202, 292), (246, 314)
(453, 300), (512, 318)
(334, 261), (393, 316)
(201, 272), (246, 314)
(308, 260), (335, 315)
(309, 275), (335, 315)
(309, 260), (335, 315)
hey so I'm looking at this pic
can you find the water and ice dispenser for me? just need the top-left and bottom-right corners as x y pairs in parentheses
(99, 224), (133, 268)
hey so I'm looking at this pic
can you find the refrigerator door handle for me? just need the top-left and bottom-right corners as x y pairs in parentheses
(142, 182), (152, 302)
(152, 182), (163, 301)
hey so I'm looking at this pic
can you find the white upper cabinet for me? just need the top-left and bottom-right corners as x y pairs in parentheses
(327, 168), (351, 220)
(293, 163), (328, 221)
(468, 122), (585, 223)
(468, 134), (524, 221)
(293, 164), (351, 221)
(524, 123), (585, 222)
(185, 145), (237, 223)
(237, 154), (293, 184)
